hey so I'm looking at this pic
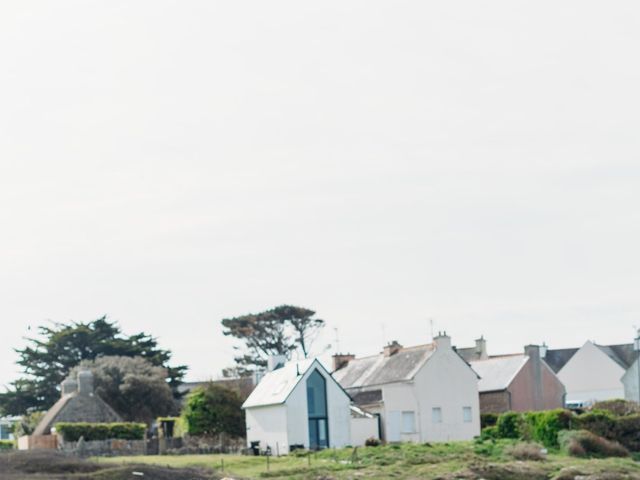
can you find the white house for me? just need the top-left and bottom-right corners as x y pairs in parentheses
(242, 358), (352, 455)
(332, 333), (480, 443)
(543, 341), (635, 405)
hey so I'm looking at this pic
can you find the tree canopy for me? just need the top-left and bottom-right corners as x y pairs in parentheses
(0, 316), (186, 415)
(68, 356), (178, 424)
(181, 383), (245, 438)
(221, 305), (325, 374)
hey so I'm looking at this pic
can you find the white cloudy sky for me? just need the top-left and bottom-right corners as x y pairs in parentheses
(1, 1), (639, 387)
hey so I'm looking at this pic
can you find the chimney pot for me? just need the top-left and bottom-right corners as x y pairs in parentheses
(383, 341), (403, 357)
(332, 353), (355, 371)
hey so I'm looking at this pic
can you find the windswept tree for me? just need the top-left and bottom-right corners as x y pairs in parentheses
(0, 316), (187, 415)
(221, 305), (325, 374)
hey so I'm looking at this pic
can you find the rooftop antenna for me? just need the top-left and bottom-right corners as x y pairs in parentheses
(429, 318), (434, 342)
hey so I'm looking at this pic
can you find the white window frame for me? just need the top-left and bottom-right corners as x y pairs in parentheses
(401, 411), (416, 433)
(431, 407), (442, 424)
(462, 406), (472, 423)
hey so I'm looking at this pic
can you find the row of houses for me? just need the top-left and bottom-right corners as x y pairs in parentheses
(242, 332), (640, 454)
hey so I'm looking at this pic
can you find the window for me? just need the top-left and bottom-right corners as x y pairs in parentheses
(306, 369), (329, 449)
(432, 407), (442, 424)
(463, 406), (472, 423)
(401, 411), (415, 433)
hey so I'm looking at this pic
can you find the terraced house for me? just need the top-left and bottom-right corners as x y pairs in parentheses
(332, 333), (480, 443)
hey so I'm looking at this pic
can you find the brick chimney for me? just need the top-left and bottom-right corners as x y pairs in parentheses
(383, 340), (403, 357)
(524, 345), (543, 409)
(332, 353), (355, 371)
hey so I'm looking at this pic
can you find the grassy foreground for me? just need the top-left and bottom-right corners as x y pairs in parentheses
(96, 440), (640, 479)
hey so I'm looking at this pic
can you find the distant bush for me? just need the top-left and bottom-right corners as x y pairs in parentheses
(507, 442), (546, 461)
(55, 422), (146, 442)
(365, 437), (381, 447)
(480, 426), (499, 441)
(611, 414), (640, 452)
(0, 440), (14, 450)
(481, 413), (498, 429)
(559, 430), (629, 458)
(496, 412), (522, 439)
(524, 409), (572, 447)
(181, 383), (245, 437)
(574, 411), (616, 439)
(592, 399), (640, 417)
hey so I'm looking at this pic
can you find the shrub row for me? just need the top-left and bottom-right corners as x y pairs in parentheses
(483, 408), (640, 452)
(55, 422), (146, 442)
(0, 440), (14, 450)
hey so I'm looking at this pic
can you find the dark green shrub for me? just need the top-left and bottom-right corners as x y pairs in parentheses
(0, 440), (14, 450)
(480, 426), (499, 441)
(55, 422), (146, 442)
(613, 414), (640, 452)
(481, 413), (498, 429)
(365, 437), (381, 447)
(181, 383), (245, 437)
(525, 409), (572, 447)
(559, 430), (629, 458)
(575, 410), (616, 439)
(496, 412), (522, 439)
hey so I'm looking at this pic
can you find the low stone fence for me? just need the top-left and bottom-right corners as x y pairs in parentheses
(59, 438), (147, 456)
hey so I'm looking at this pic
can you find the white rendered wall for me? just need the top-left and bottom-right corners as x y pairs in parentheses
(245, 404), (288, 453)
(380, 382), (420, 443)
(414, 346), (481, 442)
(350, 416), (379, 446)
(557, 341), (625, 403)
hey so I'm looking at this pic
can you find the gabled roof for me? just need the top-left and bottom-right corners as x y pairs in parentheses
(544, 348), (578, 373)
(33, 392), (121, 436)
(599, 344), (637, 369)
(332, 344), (436, 389)
(545, 342), (638, 373)
(242, 358), (346, 409)
(470, 354), (529, 393)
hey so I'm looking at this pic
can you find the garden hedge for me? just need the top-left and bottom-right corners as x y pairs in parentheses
(0, 440), (14, 450)
(55, 422), (146, 442)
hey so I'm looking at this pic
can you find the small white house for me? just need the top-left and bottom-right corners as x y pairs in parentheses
(544, 341), (634, 405)
(332, 333), (481, 443)
(242, 358), (352, 455)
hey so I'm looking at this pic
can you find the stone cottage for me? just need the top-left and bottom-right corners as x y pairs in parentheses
(32, 370), (122, 437)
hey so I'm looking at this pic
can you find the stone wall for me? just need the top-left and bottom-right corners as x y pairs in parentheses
(59, 438), (147, 456)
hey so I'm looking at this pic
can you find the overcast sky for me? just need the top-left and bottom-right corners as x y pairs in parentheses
(1, 1), (639, 388)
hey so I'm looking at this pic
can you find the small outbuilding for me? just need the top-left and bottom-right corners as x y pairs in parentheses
(242, 358), (352, 455)
(32, 370), (121, 437)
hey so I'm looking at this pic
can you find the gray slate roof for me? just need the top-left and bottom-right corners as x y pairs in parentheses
(332, 344), (436, 389)
(545, 343), (638, 373)
(470, 355), (529, 393)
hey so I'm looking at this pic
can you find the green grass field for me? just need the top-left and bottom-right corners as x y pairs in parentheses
(96, 440), (640, 479)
